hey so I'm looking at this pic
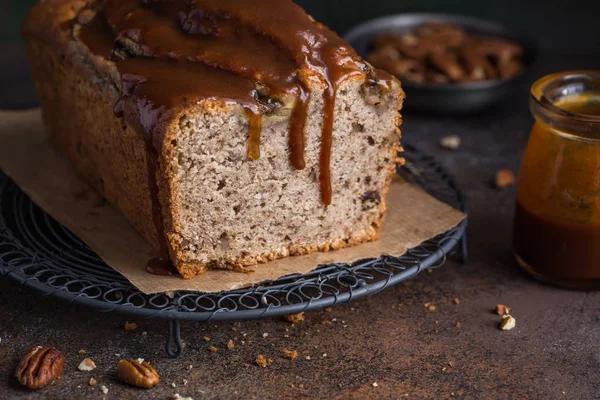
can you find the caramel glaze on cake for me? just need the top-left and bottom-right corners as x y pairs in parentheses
(70, 0), (395, 256)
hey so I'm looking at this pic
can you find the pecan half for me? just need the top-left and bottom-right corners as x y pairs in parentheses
(15, 346), (65, 389)
(117, 359), (160, 389)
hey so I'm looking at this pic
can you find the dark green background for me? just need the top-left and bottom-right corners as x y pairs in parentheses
(2, 0), (599, 54)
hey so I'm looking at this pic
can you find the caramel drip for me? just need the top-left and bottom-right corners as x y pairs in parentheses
(246, 108), (263, 160)
(78, 0), (391, 207)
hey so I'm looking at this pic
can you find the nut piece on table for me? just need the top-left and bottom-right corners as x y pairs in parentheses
(495, 169), (516, 188)
(500, 315), (516, 331)
(15, 346), (65, 390)
(117, 359), (160, 389)
(440, 135), (461, 150)
(495, 304), (511, 315)
(78, 357), (96, 371)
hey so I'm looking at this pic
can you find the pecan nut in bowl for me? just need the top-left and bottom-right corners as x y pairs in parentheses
(15, 346), (65, 389)
(117, 359), (160, 389)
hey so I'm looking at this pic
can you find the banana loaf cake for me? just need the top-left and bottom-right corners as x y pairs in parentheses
(22, 0), (405, 278)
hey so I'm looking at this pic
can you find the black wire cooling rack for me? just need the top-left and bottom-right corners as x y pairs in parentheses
(0, 143), (467, 357)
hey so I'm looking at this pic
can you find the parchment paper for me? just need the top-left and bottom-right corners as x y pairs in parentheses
(0, 109), (465, 294)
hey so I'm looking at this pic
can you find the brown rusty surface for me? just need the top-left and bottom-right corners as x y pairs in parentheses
(1, 53), (600, 399)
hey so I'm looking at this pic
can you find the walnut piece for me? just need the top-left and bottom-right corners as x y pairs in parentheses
(15, 346), (65, 389)
(117, 359), (160, 389)
(500, 315), (516, 331)
(495, 304), (511, 315)
(78, 358), (96, 371)
(495, 169), (516, 188)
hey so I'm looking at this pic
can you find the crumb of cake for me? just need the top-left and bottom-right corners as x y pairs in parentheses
(262, 332), (269, 338)
(343, 325), (348, 328)
(183, 379), (188, 386)
(351, 307), (355, 311)
(232, 327), (237, 332)
(495, 169), (516, 188)
(325, 307), (332, 312)
(322, 353), (327, 358)
(453, 298), (460, 305)
(282, 349), (298, 360)
(299, 384), (304, 389)
(442, 367), (447, 372)
(78, 358), (96, 371)
(435, 320), (439, 325)
(283, 313), (305, 324)
(187, 365), (193, 370)
(227, 341), (235, 350)
(78, 349), (86, 355)
(255, 355), (268, 368)
(321, 320), (332, 325)
(171, 382), (177, 388)
(137, 358), (144, 364)
(440, 135), (461, 150)
(448, 361), (454, 368)
(208, 346), (217, 353)
(101, 385), (108, 394)
(124, 322), (138, 331)
(244, 364), (250, 368)
(500, 315), (516, 331)
(424, 302), (436, 311)
(114, 353), (120, 357)
(89, 378), (97, 386)
(142, 331), (148, 336)
(305, 356), (311, 360)
(455, 322), (461, 328)
(203, 336), (211, 342)
(338, 383), (342, 388)
(372, 382), (378, 388)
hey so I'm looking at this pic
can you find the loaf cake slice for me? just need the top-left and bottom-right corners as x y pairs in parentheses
(22, 0), (405, 278)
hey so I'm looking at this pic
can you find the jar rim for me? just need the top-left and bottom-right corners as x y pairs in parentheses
(530, 70), (600, 124)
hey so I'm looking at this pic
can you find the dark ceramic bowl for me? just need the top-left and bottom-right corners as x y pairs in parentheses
(344, 13), (537, 114)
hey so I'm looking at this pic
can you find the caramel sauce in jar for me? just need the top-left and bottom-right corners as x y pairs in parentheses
(514, 71), (600, 289)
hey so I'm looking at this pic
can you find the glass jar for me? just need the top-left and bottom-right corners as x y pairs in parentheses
(514, 71), (600, 290)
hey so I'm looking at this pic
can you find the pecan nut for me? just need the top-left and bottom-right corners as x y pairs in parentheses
(117, 359), (160, 389)
(15, 346), (65, 389)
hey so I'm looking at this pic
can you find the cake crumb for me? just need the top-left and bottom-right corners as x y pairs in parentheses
(325, 307), (332, 312)
(495, 169), (516, 188)
(244, 364), (250, 368)
(453, 298), (460, 305)
(255, 355), (268, 368)
(203, 336), (211, 342)
(142, 331), (148, 336)
(124, 321), (138, 331)
(171, 382), (177, 388)
(496, 304), (511, 315)
(372, 382), (379, 388)
(78, 349), (86, 355)
(114, 353), (120, 357)
(448, 361), (455, 368)
(262, 332), (269, 338)
(88, 378), (97, 386)
(321, 320), (332, 325)
(187, 365), (193, 370)
(282, 349), (298, 360)
(101, 385), (108, 395)
(283, 313), (305, 324)
(305, 356), (311, 360)
(424, 302), (436, 311)
(440, 134), (461, 150)
(183, 379), (188, 386)
(500, 315), (516, 331)
(231, 327), (237, 332)
(208, 346), (217, 353)
(227, 341), (235, 350)
(455, 322), (461, 328)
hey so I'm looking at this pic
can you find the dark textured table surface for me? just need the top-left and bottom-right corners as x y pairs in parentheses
(1, 47), (599, 400)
